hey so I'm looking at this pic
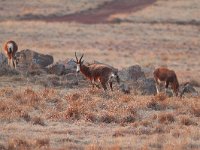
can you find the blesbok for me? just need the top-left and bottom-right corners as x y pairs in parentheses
(4, 40), (18, 69)
(153, 67), (179, 96)
(74, 52), (120, 91)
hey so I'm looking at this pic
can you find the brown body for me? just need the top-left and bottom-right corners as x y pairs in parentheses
(153, 67), (179, 96)
(4, 40), (18, 68)
(75, 53), (120, 91)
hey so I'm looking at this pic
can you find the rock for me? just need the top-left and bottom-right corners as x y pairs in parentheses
(141, 66), (155, 78)
(15, 49), (53, 72)
(26, 63), (47, 76)
(118, 65), (156, 95)
(180, 83), (199, 97)
(47, 63), (65, 75)
(119, 83), (130, 94)
(0, 64), (19, 76)
(56, 59), (77, 74)
(183, 83), (197, 93)
(0, 52), (7, 65)
(0, 52), (19, 76)
(138, 78), (157, 95)
(119, 65), (145, 81)
(65, 59), (77, 73)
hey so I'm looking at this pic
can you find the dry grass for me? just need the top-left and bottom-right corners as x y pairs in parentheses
(179, 115), (197, 126)
(0, 87), (199, 149)
(8, 137), (49, 150)
(32, 117), (46, 126)
(0, 0), (200, 149)
(20, 112), (31, 122)
(190, 79), (200, 87)
(190, 105), (200, 117)
(157, 113), (175, 124)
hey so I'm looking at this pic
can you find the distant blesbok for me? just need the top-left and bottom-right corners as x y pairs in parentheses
(4, 40), (18, 69)
(153, 67), (179, 96)
(74, 52), (120, 91)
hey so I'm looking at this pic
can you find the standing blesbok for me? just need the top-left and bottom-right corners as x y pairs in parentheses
(4, 40), (18, 69)
(74, 52), (120, 91)
(153, 67), (179, 96)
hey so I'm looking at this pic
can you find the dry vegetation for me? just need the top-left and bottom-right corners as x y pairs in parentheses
(0, 0), (200, 149)
(0, 87), (199, 149)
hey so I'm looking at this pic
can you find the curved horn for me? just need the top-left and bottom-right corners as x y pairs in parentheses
(75, 52), (78, 62)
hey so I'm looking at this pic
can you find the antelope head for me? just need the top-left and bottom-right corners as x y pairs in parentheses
(74, 52), (84, 73)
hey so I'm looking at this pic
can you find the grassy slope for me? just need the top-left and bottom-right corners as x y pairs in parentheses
(0, 87), (200, 149)
(0, 0), (200, 149)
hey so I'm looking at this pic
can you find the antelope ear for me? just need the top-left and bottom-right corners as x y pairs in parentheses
(81, 60), (84, 64)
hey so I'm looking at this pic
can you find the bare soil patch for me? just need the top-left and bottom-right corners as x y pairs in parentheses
(19, 0), (156, 24)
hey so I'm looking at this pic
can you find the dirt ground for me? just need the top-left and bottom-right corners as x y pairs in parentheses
(0, 0), (200, 149)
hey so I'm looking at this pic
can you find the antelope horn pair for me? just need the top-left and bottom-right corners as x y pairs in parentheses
(74, 52), (84, 63)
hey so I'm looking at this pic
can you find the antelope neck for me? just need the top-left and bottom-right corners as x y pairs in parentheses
(80, 64), (91, 78)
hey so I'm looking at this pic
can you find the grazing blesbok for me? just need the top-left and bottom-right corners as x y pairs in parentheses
(4, 40), (18, 69)
(74, 52), (120, 91)
(153, 67), (179, 96)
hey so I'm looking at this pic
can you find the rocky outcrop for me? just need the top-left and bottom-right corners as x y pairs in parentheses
(137, 78), (157, 95)
(180, 83), (199, 97)
(63, 59), (77, 74)
(119, 83), (130, 94)
(118, 65), (156, 95)
(119, 65), (145, 81)
(15, 49), (53, 73)
(0, 52), (19, 76)
(47, 63), (65, 75)
(0, 52), (7, 65)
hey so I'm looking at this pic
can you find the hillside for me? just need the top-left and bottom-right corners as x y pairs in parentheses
(0, 0), (200, 149)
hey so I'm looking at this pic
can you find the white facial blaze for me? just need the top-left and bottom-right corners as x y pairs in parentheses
(111, 73), (115, 77)
(76, 64), (80, 72)
(109, 73), (115, 82)
(7, 43), (14, 53)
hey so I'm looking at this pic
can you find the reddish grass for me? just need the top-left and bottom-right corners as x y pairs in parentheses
(157, 113), (175, 124)
(8, 137), (49, 150)
(154, 93), (168, 102)
(0, 87), (199, 149)
(32, 116), (46, 126)
(0, 88), (14, 97)
(190, 79), (200, 87)
(191, 106), (200, 117)
(85, 112), (98, 122)
(0, 0), (199, 148)
(13, 88), (41, 106)
(99, 112), (116, 123)
(147, 99), (167, 111)
(20, 112), (31, 122)
(179, 115), (197, 126)
(154, 125), (166, 134)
